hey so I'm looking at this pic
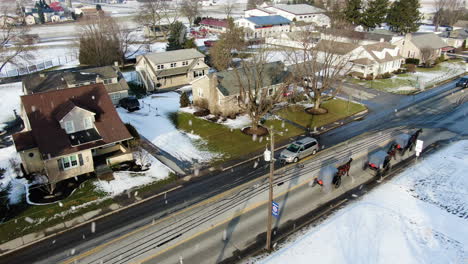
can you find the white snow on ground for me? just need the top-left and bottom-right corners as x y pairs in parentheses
(94, 149), (172, 196)
(253, 140), (468, 264)
(0, 145), (27, 204)
(0, 82), (22, 130)
(219, 115), (251, 129)
(118, 92), (220, 163)
(418, 24), (449, 33)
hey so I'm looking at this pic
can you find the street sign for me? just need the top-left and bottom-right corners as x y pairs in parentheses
(272, 201), (279, 218)
(415, 139), (423, 157)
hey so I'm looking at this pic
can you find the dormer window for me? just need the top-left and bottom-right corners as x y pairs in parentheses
(65, 121), (75, 133)
(83, 117), (93, 129)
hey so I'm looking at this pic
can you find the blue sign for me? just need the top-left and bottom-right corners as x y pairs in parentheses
(272, 201), (279, 218)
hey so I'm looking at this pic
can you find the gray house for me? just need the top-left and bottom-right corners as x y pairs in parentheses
(135, 48), (209, 92)
(191, 61), (290, 116)
(22, 65), (129, 105)
(394, 33), (448, 63)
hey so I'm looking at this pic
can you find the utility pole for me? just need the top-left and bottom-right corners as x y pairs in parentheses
(266, 125), (274, 251)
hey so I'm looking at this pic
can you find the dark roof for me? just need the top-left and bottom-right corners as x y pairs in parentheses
(15, 84), (132, 158)
(12, 131), (37, 152)
(69, 128), (102, 146)
(54, 100), (77, 121)
(23, 66), (125, 95)
(321, 28), (393, 42)
(245, 15), (291, 26)
(215, 61), (290, 96)
(199, 18), (228, 28)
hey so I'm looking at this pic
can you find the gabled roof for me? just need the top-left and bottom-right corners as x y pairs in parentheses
(22, 66), (127, 95)
(410, 33), (447, 49)
(364, 42), (397, 52)
(141, 48), (205, 65)
(215, 61), (290, 96)
(272, 4), (325, 15)
(245, 15), (291, 26)
(246, 7), (276, 14)
(14, 84), (132, 158)
(199, 18), (228, 28)
(316, 40), (359, 55)
(321, 28), (393, 42)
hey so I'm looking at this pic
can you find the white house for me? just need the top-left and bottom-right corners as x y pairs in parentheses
(313, 40), (403, 79)
(265, 4), (330, 27)
(235, 15), (291, 40)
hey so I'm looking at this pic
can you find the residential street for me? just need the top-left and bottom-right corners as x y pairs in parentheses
(0, 77), (465, 264)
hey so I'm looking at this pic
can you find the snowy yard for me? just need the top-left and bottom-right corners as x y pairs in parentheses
(353, 60), (467, 94)
(251, 140), (468, 264)
(118, 92), (221, 164)
(94, 149), (172, 196)
(0, 82), (22, 130)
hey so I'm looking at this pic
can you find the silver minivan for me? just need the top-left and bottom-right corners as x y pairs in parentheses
(280, 137), (319, 163)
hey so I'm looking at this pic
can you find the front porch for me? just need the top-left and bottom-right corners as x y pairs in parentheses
(92, 143), (134, 168)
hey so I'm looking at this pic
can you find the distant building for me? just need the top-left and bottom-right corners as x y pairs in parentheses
(191, 62), (289, 116)
(143, 25), (170, 39)
(394, 33), (448, 62)
(235, 15), (291, 40)
(135, 48), (209, 91)
(22, 66), (130, 105)
(245, 4), (330, 28)
(199, 18), (228, 33)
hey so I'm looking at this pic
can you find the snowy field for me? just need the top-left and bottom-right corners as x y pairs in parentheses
(118, 92), (220, 163)
(0, 145), (26, 205)
(250, 140), (468, 264)
(0, 82), (22, 129)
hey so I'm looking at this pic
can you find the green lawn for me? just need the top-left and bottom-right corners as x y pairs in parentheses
(170, 98), (366, 164)
(170, 112), (304, 164)
(0, 173), (177, 244)
(350, 59), (466, 94)
(275, 99), (367, 129)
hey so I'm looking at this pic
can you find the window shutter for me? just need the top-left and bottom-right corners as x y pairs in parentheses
(58, 159), (64, 171)
(78, 154), (84, 166)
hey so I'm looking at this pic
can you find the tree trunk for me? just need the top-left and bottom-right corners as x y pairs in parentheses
(313, 93), (322, 110)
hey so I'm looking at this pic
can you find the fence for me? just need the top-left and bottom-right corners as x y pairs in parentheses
(0, 54), (78, 78)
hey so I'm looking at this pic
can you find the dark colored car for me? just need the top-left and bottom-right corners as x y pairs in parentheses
(456, 76), (468, 88)
(119, 97), (140, 112)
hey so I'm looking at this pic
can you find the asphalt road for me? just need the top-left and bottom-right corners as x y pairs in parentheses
(0, 80), (466, 264)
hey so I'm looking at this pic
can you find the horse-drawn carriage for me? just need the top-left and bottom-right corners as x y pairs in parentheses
(315, 158), (353, 188)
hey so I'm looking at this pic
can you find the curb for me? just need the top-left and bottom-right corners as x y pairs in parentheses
(0, 107), (370, 255)
(0, 185), (182, 256)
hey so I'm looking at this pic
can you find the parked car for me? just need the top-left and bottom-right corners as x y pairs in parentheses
(456, 76), (468, 88)
(280, 137), (319, 163)
(119, 97), (140, 112)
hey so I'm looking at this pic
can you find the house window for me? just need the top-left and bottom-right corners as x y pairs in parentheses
(61, 154), (79, 170)
(83, 116), (93, 129)
(64, 121), (74, 134)
(170, 63), (177, 68)
(103, 79), (113, 84)
(194, 70), (205, 78)
(110, 93), (120, 101)
(182, 61), (188, 66)
(268, 88), (273, 96)
(157, 64), (165, 70)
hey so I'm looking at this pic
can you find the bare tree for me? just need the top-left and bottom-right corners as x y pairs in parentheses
(223, 0), (235, 18)
(180, 0), (200, 27)
(420, 47), (437, 67)
(433, 0), (464, 29)
(78, 14), (145, 66)
(0, 7), (34, 72)
(210, 18), (245, 70)
(233, 49), (292, 132)
(134, 0), (180, 39)
(284, 29), (355, 113)
(433, 0), (446, 32)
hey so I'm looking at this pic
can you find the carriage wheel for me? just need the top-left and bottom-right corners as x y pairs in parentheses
(334, 175), (341, 188)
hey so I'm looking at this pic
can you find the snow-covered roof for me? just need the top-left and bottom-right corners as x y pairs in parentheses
(273, 4), (325, 15)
